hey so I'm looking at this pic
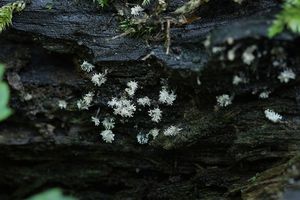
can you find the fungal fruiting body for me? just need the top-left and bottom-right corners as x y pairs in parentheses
(108, 97), (136, 118)
(163, 125), (182, 136)
(148, 108), (162, 123)
(159, 87), (176, 105)
(100, 130), (115, 143)
(264, 109), (282, 123)
(278, 69), (296, 83)
(216, 94), (232, 107)
(81, 61), (95, 72)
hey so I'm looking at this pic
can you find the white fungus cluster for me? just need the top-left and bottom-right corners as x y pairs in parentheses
(278, 69), (296, 83)
(100, 130), (115, 143)
(136, 126), (181, 144)
(148, 128), (160, 139)
(159, 87), (177, 105)
(137, 96), (151, 107)
(131, 5), (144, 16)
(65, 63), (180, 144)
(264, 109), (282, 123)
(91, 116), (100, 126)
(227, 46), (238, 61)
(163, 125), (182, 136)
(102, 118), (115, 130)
(108, 97), (136, 118)
(81, 61), (95, 72)
(242, 45), (257, 65)
(91, 70), (107, 87)
(137, 132), (149, 144)
(216, 94), (232, 107)
(77, 92), (94, 110)
(212, 46), (225, 54)
(58, 100), (67, 109)
(148, 108), (162, 123)
(232, 75), (247, 85)
(259, 91), (271, 99)
(100, 118), (116, 143)
(125, 81), (138, 97)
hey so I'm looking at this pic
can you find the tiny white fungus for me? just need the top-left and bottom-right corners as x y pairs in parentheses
(91, 116), (100, 126)
(137, 96), (151, 107)
(278, 69), (296, 83)
(58, 100), (67, 109)
(81, 61), (95, 72)
(163, 125), (182, 136)
(216, 94), (232, 107)
(131, 5), (144, 16)
(264, 109), (282, 123)
(100, 130), (115, 143)
(148, 108), (162, 123)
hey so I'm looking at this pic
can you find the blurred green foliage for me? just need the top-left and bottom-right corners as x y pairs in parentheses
(269, 0), (300, 37)
(27, 188), (77, 200)
(0, 64), (12, 122)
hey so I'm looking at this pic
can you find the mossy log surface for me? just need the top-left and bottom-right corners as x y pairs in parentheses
(0, 0), (300, 199)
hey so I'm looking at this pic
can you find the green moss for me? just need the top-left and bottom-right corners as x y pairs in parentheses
(93, 0), (109, 8)
(0, 1), (26, 33)
(119, 18), (159, 38)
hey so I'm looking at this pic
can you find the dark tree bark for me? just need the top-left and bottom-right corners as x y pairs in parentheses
(0, 0), (300, 199)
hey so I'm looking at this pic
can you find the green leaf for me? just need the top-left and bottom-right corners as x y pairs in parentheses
(27, 188), (77, 200)
(0, 82), (10, 107)
(0, 64), (5, 80)
(0, 107), (12, 122)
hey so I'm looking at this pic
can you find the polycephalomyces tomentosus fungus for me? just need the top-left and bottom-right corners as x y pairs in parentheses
(59, 61), (181, 144)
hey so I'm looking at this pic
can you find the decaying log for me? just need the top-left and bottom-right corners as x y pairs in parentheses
(0, 0), (300, 199)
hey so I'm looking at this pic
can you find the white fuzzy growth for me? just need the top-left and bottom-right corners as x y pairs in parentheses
(137, 132), (149, 144)
(259, 91), (271, 99)
(81, 61), (95, 72)
(108, 97), (136, 118)
(242, 45), (257, 65)
(58, 100), (67, 109)
(163, 125), (182, 136)
(125, 81), (138, 97)
(159, 88), (176, 105)
(83, 92), (94, 105)
(227, 47), (237, 61)
(131, 5), (144, 16)
(107, 97), (120, 108)
(102, 118), (115, 130)
(24, 93), (33, 101)
(100, 130), (115, 143)
(148, 108), (162, 123)
(232, 75), (247, 85)
(203, 36), (211, 48)
(77, 100), (88, 110)
(278, 69), (296, 83)
(148, 128), (160, 139)
(91, 71), (107, 87)
(137, 96), (151, 107)
(91, 116), (100, 126)
(233, 0), (243, 4)
(197, 76), (201, 85)
(216, 94), (232, 107)
(77, 92), (94, 110)
(212, 47), (225, 54)
(264, 109), (282, 123)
